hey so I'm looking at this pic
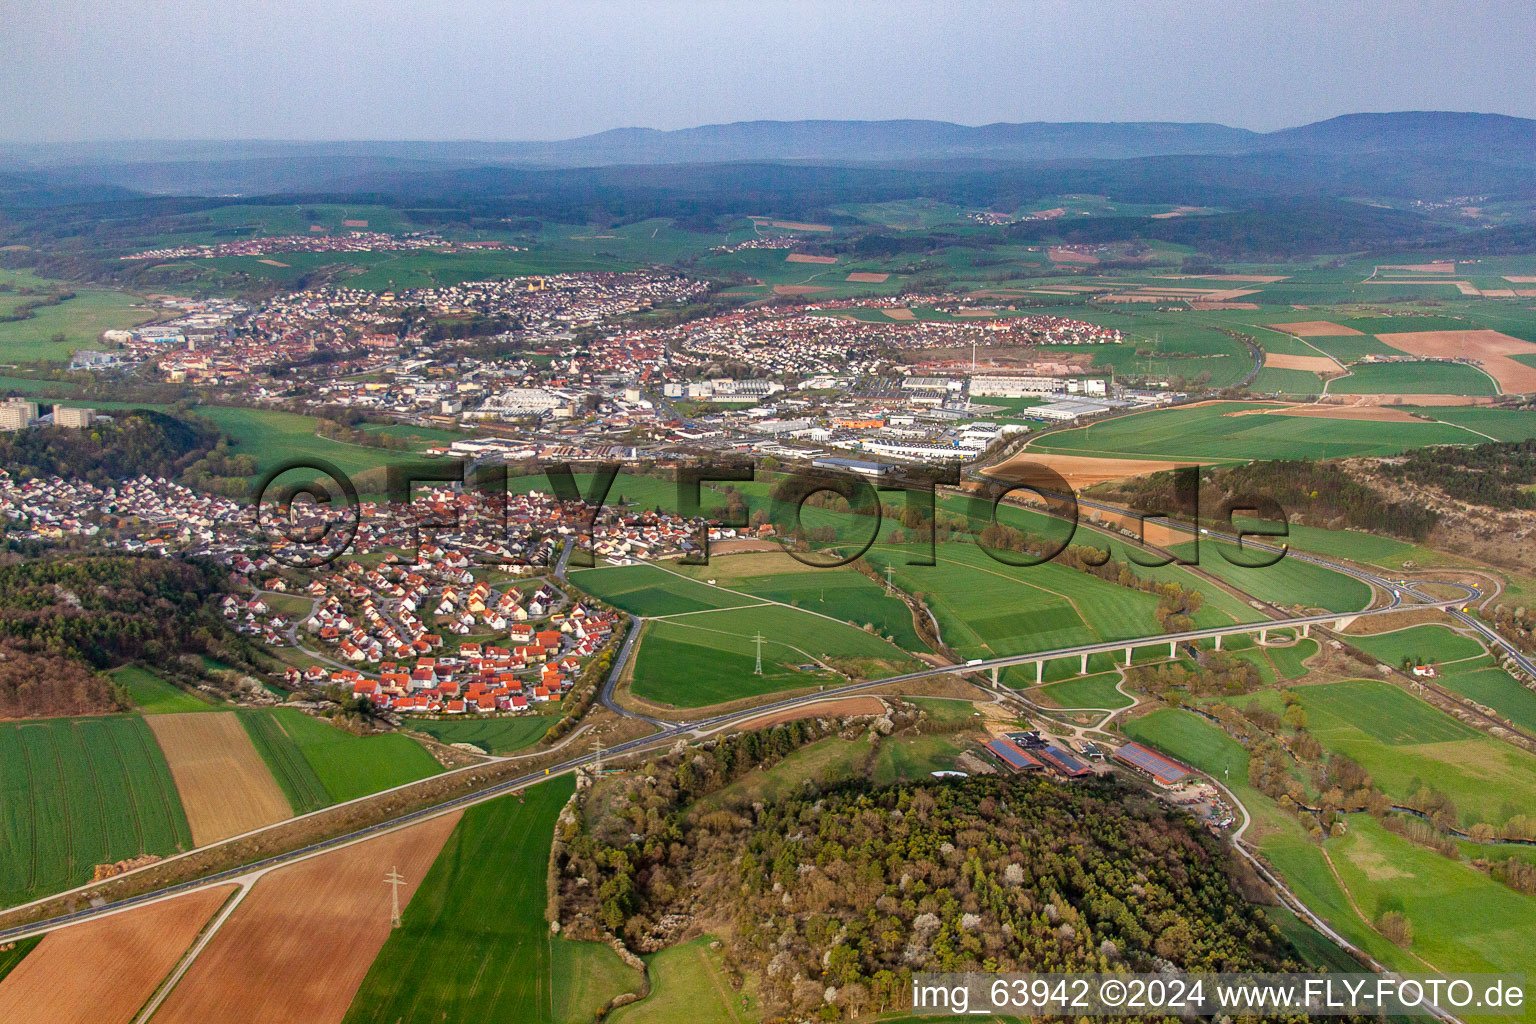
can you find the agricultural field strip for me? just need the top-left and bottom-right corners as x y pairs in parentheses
(638, 561), (922, 639)
(648, 600), (773, 620)
(645, 615), (833, 669)
(0, 589), (1472, 946)
(1255, 323), (1344, 365)
(0, 717), (192, 905)
(0, 713), (589, 930)
(128, 883), (252, 1024)
(1021, 400), (1503, 461)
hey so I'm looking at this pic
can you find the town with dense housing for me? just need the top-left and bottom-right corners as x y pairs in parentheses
(2, 6), (1536, 1023)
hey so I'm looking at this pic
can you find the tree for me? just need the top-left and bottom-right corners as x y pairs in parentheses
(1283, 704), (1308, 730)
(1376, 911), (1413, 946)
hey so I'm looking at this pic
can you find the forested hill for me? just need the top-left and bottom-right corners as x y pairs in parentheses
(1095, 460), (1439, 541)
(1390, 438), (1536, 511)
(0, 555), (244, 718)
(0, 408), (220, 487)
(556, 723), (1294, 1020)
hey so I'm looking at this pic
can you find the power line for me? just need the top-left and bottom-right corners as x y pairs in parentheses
(753, 633), (764, 675)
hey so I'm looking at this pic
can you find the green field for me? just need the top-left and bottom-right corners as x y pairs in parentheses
(507, 468), (736, 522)
(1124, 708), (1247, 781)
(630, 603), (916, 708)
(1329, 816), (1536, 983)
(1250, 367), (1323, 395)
(1298, 680), (1536, 828)
(405, 716), (552, 755)
(1265, 638), (1318, 680)
(1403, 405), (1536, 443)
(0, 716), (193, 905)
(193, 405), (427, 486)
(1033, 672), (1131, 709)
(669, 557), (925, 650)
(238, 709), (331, 814)
(0, 269), (155, 364)
(1240, 518), (1416, 565)
(200, 246), (634, 291)
(608, 936), (756, 1024)
(570, 563), (758, 617)
(343, 777), (642, 1024)
(1171, 540), (1372, 612)
(357, 421), (465, 445)
(1435, 658), (1536, 734)
(1028, 401), (1486, 462)
(238, 708), (441, 811)
(111, 665), (215, 714)
(862, 541), (1215, 664)
(0, 936), (39, 983)
(1328, 361), (1499, 396)
(871, 733), (972, 785)
(1347, 624), (1486, 667)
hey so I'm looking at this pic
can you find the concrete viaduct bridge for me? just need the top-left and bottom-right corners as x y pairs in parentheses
(952, 602), (1431, 687)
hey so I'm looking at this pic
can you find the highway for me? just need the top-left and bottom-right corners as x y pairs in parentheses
(0, 585), (1472, 945)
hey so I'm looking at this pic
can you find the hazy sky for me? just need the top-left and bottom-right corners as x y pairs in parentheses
(5, 0), (1534, 142)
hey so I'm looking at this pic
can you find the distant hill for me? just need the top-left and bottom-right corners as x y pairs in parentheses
(1255, 111), (1536, 162)
(6, 112), (1536, 198)
(497, 119), (1260, 164)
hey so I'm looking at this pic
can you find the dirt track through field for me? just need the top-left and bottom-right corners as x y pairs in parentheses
(149, 812), (462, 1024)
(1230, 404), (1422, 423)
(146, 713), (291, 845)
(1266, 321), (1363, 337)
(0, 885), (234, 1024)
(1381, 263), (1455, 274)
(1375, 329), (1536, 394)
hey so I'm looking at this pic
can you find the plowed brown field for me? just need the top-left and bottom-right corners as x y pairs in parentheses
(1264, 352), (1343, 372)
(1375, 329), (1536, 394)
(0, 886), (234, 1024)
(989, 452), (1205, 490)
(150, 812), (462, 1024)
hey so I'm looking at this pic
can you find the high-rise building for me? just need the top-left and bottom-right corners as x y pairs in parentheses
(53, 406), (95, 428)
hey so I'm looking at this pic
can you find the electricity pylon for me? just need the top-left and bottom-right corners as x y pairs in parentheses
(385, 867), (405, 928)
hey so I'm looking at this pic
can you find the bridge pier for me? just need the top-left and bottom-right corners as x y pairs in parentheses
(1036, 660), (1043, 685)
(1301, 623), (1310, 638)
(1125, 646), (1133, 666)
(991, 665), (999, 687)
(1214, 634), (1222, 650)
(1169, 639), (1176, 658)
(1080, 653), (1088, 675)
(1259, 628), (1268, 645)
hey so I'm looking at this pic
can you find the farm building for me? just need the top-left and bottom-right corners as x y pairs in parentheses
(985, 737), (1043, 773)
(1113, 742), (1195, 788)
(1035, 742), (1092, 779)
